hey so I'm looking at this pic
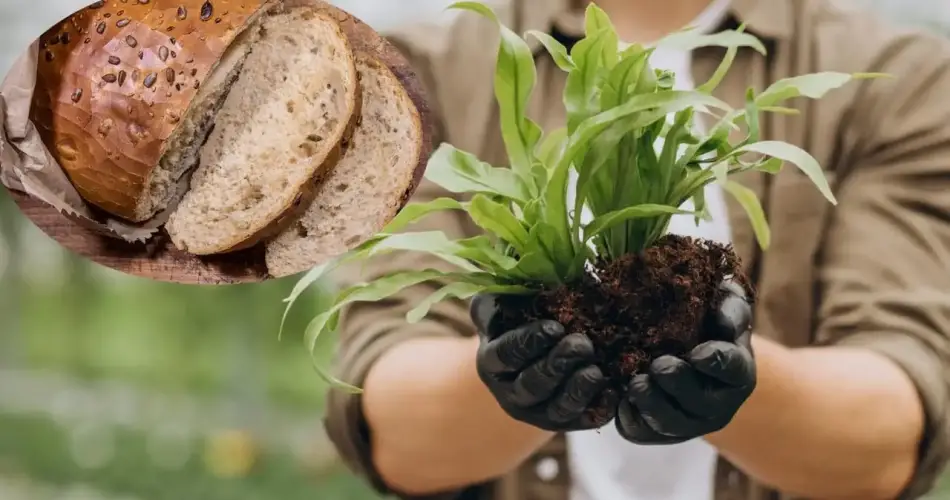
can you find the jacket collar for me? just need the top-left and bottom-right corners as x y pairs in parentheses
(519, 0), (792, 42)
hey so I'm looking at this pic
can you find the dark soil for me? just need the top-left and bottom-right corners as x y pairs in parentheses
(496, 234), (754, 424)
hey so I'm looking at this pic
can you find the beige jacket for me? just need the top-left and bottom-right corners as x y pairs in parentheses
(325, 0), (950, 498)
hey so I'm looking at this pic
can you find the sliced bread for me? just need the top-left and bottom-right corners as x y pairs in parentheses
(265, 53), (423, 277)
(165, 5), (360, 255)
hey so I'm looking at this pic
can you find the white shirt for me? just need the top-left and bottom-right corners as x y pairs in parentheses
(565, 2), (733, 499)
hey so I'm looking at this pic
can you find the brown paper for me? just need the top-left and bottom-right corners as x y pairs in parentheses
(0, 41), (170, 243)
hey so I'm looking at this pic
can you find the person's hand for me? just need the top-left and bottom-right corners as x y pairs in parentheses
(615, 279), (756, 445)
(471, 294), (614, 432)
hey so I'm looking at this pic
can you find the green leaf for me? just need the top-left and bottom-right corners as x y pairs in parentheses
(567, 91), (731, 256)
(447, 1), (498, 20)
(540, 125), (578, 267)
(584, 204), (693, 241)
(406, 282), (530, 324)
(522, 198), (543, 226)
(584, 3), (613, 36)
(584, 4), (620, 68)
(305, 269), (481, 392)
(530, 161), (548, 195)
(658, 28), (767, 55)
(406, 282), (486, 323)
(562, 91), (734, 174)
(697, 25), (752, 94)
(600, 47), (651, 109)
(755, 72), (855, 107)
(634, 60), (658, 95)
(384, 197), (466, 233)
(450, 2), (540, 184)
(735, 141), (837, 204)
(658, 108), (694, 193)
(468, 194), (530, 252)
(744, 86), (761, 144)
(692, 186), (712, 225)
(572, 113), (645, 242)
(280, 259), (336, 340)
(455, 235), (521, 273)
(657, 70), (676, 90)
(516, 220), (574, 284)
(330, 231), (489, 276)
(760, 106), (800, 115)
(308, 354), (360, 393)
(564, 29), (614, 134)
(425, 143), (532, 202)
(756, 157), (784, 174)
(367, 232), (485, 272)
(723, 180), (771, 249)
(279, 232), (395, 339)
(676, 115), (735, 172)
(509, 250), (560, 284)
(526, 30), (574, 71)
(536, 127), (568, 167)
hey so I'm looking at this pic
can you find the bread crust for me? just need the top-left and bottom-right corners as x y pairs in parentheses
(31, 0), (272, 222)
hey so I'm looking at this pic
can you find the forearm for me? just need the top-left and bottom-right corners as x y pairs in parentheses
(363, 335), (553, 496)
(707, 336), (924, 499)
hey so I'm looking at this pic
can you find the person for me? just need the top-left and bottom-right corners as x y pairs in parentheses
(323, 0), (950, 498)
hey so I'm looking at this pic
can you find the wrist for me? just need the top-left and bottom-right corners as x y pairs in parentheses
(367, 334), (553, 494)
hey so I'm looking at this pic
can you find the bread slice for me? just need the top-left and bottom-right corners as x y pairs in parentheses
(265, 53), (423, 277)
(165, 6), (359, 255)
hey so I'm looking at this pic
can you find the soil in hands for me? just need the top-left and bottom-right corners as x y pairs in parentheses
(496, 234), (754, 425)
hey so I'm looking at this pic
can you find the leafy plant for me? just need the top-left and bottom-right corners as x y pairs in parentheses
(282, 1), (879, 392)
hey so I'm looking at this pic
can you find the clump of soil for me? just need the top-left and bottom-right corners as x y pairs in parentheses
(497, 234), (754, 423)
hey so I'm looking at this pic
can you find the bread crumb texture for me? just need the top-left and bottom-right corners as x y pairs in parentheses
(166, 7), (357, 254)
(265, 56), (422, 277)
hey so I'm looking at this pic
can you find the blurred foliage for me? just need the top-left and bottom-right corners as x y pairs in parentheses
(0, 190), (385, 499)
(0, 413), (381, 500)
(14, 267), (333, 411)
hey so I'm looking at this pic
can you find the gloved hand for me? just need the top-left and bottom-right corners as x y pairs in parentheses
(616, 279), (756, 444)
(471, 294), (614, 432)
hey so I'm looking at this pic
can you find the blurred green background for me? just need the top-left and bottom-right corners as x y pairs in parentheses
(0, 192), (388, 500)
(1, 1), (950, 499)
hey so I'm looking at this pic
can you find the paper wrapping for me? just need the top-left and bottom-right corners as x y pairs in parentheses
(0, 41), (165, 242)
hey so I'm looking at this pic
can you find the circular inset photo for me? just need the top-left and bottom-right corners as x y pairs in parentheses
(0, 0), (433, 284)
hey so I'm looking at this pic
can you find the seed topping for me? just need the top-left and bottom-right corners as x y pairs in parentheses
(200, 1), (213, 21)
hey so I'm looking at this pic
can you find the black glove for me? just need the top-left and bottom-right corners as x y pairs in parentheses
(616, 279), (756, 445)
(470, 294), (614, 432)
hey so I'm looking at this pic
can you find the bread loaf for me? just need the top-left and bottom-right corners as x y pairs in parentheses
(164, 5), (359, 254)
(265, 51), (423, 277)
(29, 0), (434, 273)
(31, 0), (273, 222)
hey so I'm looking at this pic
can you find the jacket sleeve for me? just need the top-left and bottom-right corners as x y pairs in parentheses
(321, 25), (484, 500)
(814, 30), (950, 499)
